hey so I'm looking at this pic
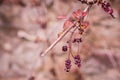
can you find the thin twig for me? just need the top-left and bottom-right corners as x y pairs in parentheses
(40, 24), (75, 56)
(68, 26), (78, 58)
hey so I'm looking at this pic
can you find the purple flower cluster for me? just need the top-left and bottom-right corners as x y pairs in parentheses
(78, 0), (97, 5)
(73, 38), (82, 43)
(64, 55), (81, 72)
(65, 59), (71, 72)
(74, 54), (81, 67)
(101, 1), (115, 18)
(78, 0), (115, 18)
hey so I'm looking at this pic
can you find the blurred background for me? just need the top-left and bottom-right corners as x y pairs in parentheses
(0, 0), (120, 80)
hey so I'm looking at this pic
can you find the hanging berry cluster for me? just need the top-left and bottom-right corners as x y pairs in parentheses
(40, 0), (115, 72)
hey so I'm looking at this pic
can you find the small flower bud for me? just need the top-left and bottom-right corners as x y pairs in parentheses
(79, 28), (84, 34)
(62, 46), (68, 52)
(73, 38), (82, 43)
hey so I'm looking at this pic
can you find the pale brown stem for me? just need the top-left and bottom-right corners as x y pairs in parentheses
(68, 26), (78, 58)
(40, 24), (75, 56)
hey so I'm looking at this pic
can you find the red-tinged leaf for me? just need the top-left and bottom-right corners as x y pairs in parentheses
(81, 21), (89, 29)
(57, 15), (66, 19)
(83, 21), (89, 27)
(63, 20), (73, 31)
(72, 9), (81, 18)
(81, 12), (87, 17)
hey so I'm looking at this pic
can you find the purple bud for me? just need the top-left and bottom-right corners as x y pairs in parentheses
(73, 38), (82, 43)
(79, 29), (84, 34)
(62, 46), (68, 52)
(74, 54), (80, 59)
(106, 2), (110, 7)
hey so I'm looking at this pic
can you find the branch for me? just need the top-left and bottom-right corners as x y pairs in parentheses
(40, 24), (75, 56)
(40, 5), (92, 57)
